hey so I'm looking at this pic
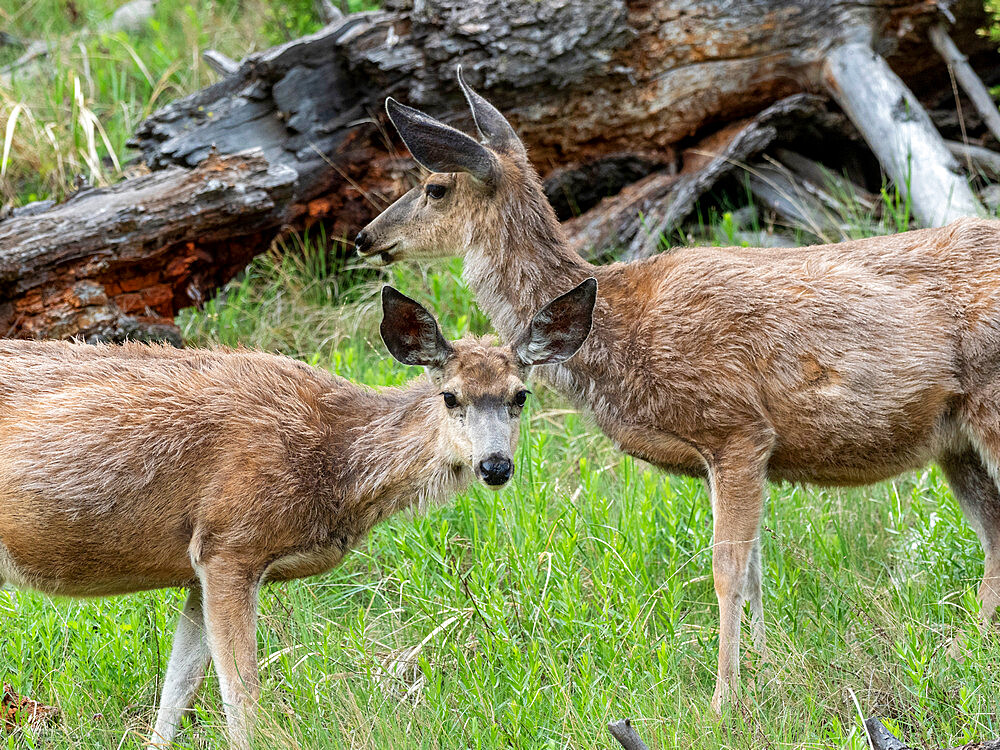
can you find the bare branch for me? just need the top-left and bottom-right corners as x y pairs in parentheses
(608, 719), (650, 750)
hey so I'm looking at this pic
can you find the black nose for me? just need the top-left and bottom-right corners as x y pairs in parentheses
(355, 230), (370, 254)
(479, 455), (513, 486)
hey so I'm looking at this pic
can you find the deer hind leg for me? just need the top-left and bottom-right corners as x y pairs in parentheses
(149, 585), (212, 748)
(743, 538), (766, 652)
(708, 432), (771, 714)
(940, 441), (1000, 623)
(200, 559), (262, 750)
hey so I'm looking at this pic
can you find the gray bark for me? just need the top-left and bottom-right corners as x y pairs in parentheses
(608, 719), (650, 750)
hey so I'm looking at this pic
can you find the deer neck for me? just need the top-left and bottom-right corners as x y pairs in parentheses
(462, 185), (594, 343)
(341, 380), (470, 526)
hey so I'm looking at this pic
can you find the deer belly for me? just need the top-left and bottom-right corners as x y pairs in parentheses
(0, 491), (195, 596)
(766, 384), (954, 485)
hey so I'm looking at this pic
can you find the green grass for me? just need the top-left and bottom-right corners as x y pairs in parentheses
(3, 1), (1000, 747)
(0, 0), (376, 205)
(3, 244), (1000, 749)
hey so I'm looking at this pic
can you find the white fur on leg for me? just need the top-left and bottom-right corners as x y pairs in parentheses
(149, 586), (211, 747)
(744, 539), (766, 652)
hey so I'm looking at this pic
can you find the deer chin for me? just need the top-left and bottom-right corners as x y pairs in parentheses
(359, 243), (398, 267)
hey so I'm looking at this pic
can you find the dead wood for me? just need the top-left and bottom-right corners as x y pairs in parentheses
(929, 23), (1000, 146)
(608, 718), (650, 750)
(822, 40), (982, 226)
(563, 94), (832, 259)
(0, 150), (295, 342)
(4, 0), (1000, 338)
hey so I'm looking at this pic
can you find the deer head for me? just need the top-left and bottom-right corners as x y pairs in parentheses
(356, 68), (541, 266)
(380, 278), (596, 487)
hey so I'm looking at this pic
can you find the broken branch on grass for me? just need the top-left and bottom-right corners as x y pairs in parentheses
(608, 718), (650, 750)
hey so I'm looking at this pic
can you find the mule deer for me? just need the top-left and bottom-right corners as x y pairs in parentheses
(356, 68), (1000, 713)
(0, 282), (596, 748)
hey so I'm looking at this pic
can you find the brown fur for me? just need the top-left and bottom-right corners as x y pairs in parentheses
(0, 335), (530, 747)
(359, 83), (1000, 713)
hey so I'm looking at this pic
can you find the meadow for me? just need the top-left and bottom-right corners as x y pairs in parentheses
(2, 1), (1000, 748)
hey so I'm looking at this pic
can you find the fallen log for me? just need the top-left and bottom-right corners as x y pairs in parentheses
(3, 0), (999, 339)
(823, 41), (982, 226)
(0, 150), (296, 342)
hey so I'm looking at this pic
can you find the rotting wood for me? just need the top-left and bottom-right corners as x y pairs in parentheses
(0, 150), (296, 342)
(864, 717), (1000, 750)
(563, 94), (830, 260)
(130, 0), (996, 234)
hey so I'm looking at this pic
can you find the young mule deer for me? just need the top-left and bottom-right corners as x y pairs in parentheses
(0, 282), (596, 749)
(356, 68), (1000, 713)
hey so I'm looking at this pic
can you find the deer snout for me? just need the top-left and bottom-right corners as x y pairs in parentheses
(477, 454), (513, 487)
(354, 230), (371, 254)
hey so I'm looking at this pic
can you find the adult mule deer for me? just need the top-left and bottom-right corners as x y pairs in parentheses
(355, 68), (1000, 713)
(0, 281), (596, 749)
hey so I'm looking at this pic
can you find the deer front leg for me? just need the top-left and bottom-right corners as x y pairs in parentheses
(149, 585), (211, 747)
(200, 560), (262, 750)
(708, 434), (770, 714)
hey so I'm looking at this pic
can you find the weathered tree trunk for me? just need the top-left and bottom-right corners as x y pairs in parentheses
(2, 0), (997, 339)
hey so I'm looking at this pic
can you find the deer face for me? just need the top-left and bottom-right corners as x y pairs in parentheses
(356, 68), (527, 266)
(380, 278), (597, 489)
(355, 170), (496, 266)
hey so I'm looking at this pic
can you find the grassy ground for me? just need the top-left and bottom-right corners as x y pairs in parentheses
(3, 1), (1000, 749)
(3, 249), (1000, 749)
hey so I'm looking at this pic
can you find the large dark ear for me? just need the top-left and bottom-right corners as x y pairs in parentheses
(514, 278), (597, 368)
(381, 286), (454, 369)
(456, 66), (525, 157)
(385, 98), (500, 185)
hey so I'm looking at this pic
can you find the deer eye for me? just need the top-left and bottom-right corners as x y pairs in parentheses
(513, 390), (529, 407)
(425, 183), (447, 200)
(441, 392), (459, 408)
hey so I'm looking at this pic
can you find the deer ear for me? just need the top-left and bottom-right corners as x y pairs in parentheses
(514, 278), (597, 368)
(385, 98), (500, 185)
(380, 286), (454, 369)
(457, 66), (525, 157)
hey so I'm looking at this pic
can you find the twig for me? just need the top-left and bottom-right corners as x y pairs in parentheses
(202, 49), (239, 76)
(944, 139), (1000, 177)
(315, 0), (344, 25)
(608, 718), (650, 750)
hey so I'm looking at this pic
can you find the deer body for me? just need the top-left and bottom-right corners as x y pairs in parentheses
(356, 71), (1000, 713)
(465, 222), (984, 487)
(0, 344), (457, 597)
(0, 282), (596, 749)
